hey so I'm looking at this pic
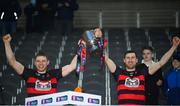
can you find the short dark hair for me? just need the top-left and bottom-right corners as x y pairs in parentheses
(35, 51), (49, 60)
(142, 46), (154, 53)
(123, 50), (137, 58)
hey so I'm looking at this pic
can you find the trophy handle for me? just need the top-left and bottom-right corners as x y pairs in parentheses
(74, 71), (84, 92)
(75, 42), (86, 93)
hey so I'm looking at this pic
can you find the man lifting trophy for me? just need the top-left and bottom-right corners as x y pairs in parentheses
(74, 28), (107, 92)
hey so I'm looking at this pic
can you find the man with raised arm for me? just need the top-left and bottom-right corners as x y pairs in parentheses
(3, 34), (78, 97)
(105, 36), (180, 105)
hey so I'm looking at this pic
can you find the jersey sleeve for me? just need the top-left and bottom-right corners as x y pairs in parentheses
(112, 65), (122, 81)
(49, 68), (63, 80)
(20, 67), (34, 81)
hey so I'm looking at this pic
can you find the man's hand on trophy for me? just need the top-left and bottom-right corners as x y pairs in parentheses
(93, 28), (108, 49)
(94, 28), (102, 38)
(77, 39), (86, 56)
(78, 39), (86, 46)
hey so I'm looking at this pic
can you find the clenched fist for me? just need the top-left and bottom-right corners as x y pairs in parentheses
(2, 34), (12, 43)
(172, 36), (180, 47)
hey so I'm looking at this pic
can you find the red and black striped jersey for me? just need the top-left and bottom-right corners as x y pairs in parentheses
(113, 64), (149, 105)
(21, 67), (62, 97)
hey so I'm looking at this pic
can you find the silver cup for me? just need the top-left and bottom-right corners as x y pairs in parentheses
(82, 30), (102, 56)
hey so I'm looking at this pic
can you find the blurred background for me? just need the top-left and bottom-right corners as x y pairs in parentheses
(0, 0), (180, 105)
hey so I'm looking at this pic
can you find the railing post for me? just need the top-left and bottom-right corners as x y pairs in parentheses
(176, 11), (179, 28)
(137, 12), (140, 28)
(99, 11), (103, 28)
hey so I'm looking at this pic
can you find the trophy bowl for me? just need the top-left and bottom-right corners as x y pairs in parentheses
(81, 30), (103, 56)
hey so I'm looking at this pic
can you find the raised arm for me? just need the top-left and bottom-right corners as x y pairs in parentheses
(62, 55), (78, 77)
(148, 36), (180, 75)
(105, 55), (116, 73)
(3, 34), (24, 75)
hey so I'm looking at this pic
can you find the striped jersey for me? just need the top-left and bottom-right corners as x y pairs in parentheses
(21, 67), (62, 97)
(113, 64), (148, 105)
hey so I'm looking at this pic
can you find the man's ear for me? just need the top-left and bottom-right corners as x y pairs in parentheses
(47, 60), (50, 65)
(152, 52), (154, 58)
(152, 52), (156, 61)
(136, 58), (138, 63)
(34, 58), (36, 66)
(123, 58), (126, 63)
